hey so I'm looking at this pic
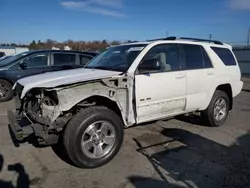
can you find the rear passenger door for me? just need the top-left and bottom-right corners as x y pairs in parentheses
(51, 53), (78, 71)
(181, 44), (215, 111)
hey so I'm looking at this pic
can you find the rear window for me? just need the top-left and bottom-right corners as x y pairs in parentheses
(211, 47), (237, 66)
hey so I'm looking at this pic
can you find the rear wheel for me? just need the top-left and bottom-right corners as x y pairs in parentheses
(63, 106), (124, 168)
(0, 79), (13, 102)
(201, 90), (230, 127)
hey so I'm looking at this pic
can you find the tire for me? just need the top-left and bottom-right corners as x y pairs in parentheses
(201, 90), (230, 127)
(63, 106), (124, 168)
(0, 79), (13, 102)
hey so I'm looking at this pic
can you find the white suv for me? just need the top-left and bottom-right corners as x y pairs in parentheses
(8, 37), (243, 168)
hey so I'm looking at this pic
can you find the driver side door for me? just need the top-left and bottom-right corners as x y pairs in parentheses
(135, 43), (187, 123)
(8, 52), (51, 82)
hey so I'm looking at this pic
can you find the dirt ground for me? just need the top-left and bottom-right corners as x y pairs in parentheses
(0, 81), (250, 188)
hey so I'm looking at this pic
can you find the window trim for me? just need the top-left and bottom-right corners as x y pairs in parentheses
(51, 52), (77, 66)
(135, 43), (184, 75)
(181, 44), (213, 71)
(201, 46), (214, 69)
(19, 52), (50, 69)
(211, 47), (237, 66)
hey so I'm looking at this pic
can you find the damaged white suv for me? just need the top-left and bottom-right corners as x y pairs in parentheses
(8, 37), (243, 168)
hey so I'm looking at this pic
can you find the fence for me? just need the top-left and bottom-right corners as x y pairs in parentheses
(232, 46), (250, 75)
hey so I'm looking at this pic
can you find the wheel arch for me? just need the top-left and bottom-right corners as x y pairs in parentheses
(75, 95), (127, 126)
(0, 77), (14, 85)
(201, 83), (233, 111)
(215, 84), (233, 110)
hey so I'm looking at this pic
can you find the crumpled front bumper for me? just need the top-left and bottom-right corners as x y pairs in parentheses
(8, 109), (59, 146)
(7, 110), (34, 142)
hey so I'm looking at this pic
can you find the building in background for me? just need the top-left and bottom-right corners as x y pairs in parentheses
(233, 46), (250, 75)
(0, 46), (29, 57)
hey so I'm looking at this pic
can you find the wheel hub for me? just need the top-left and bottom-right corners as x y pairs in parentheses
(214, 97), (227, 121)
(81, 121), (116, 159)
(92, 132), (104, 145)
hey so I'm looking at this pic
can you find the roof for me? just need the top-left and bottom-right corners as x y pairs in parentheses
(115, 36), (231, 49)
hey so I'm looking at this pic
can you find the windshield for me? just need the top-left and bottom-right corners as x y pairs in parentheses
(85, 44), (148, 72)
(0, 51), (30, 67)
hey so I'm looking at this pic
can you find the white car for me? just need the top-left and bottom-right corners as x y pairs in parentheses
(8, 37), (243, 168)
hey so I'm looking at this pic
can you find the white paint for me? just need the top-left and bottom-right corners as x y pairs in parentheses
(135, 71), (186, 123)
(15, 38), (243, 127)
(0, 46), (29, 56)
(15, 68), (122, 98)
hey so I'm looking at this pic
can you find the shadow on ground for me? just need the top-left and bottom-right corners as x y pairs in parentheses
(0, 154), (30, 188)
(132, 128), (250, 188)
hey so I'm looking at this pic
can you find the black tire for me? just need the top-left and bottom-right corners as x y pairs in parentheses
(0, 79), (13, 102)
(201, 90), (230, 127)
(63, 106), (124, 168)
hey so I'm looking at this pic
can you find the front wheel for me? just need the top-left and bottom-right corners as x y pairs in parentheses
(201, 90), (230, 127)
(63, 106), (124, 168)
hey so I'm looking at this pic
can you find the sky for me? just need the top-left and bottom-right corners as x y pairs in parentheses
(1, 0), (250, 44)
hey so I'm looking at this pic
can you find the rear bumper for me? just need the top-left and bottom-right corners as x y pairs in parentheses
(232, 81), (243, 97)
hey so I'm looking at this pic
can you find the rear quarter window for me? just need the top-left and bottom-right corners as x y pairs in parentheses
(211, 47), (237, 66)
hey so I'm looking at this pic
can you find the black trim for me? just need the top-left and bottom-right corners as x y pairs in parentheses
(147, 36), (223, 45)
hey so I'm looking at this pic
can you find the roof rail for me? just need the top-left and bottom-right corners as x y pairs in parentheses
(165, 36), (224, 45)
(146, 38), (166, 42)
(147, 36), (223, 45)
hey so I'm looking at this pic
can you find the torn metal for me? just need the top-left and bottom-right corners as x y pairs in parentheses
(38, 75), (135, 127)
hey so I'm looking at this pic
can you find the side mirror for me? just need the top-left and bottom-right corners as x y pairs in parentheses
(19, 62), (27, 70)
(138, 58), (161, 74)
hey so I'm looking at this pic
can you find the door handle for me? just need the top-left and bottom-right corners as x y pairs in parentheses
(175, 74), (186, 79)
(207, 71), (214, 76)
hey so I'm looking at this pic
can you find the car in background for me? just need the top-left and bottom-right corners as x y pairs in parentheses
(0, 55), (12, 62)
(0, 50), (98, 102)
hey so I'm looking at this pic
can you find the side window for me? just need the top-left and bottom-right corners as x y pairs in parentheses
(54, 53), (76, 66)
(201, 47), (213, 68)
(138, 44), (181, 74)
(211, 47), (237, 66)
(22, 53), (48, 68)
(182, 44), (204, 70)
(80, 55), (92, 65)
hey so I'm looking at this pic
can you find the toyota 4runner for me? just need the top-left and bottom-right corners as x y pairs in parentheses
(8, 37), (243, 168)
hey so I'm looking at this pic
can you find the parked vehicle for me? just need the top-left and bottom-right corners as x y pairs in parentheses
(0, 55), (12, 62)
(8, 37), (243, 168)
(0, 50), (98, 102)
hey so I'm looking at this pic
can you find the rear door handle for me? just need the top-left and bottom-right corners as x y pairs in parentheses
(175, 74), (186, 79)
(207, 71), (214, 76)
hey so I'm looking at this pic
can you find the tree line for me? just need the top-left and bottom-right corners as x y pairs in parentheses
(0, 39), (139, 52)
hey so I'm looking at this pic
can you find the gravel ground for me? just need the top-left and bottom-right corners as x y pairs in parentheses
(0, 81), (249, 188)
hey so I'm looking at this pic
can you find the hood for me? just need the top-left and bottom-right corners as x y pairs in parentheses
(15, 68), (122, 98)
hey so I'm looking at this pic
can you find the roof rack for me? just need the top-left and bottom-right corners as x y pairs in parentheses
(148, 36), (223, 45)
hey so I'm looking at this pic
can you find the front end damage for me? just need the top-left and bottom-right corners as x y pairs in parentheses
(8, 76), (133, 146)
